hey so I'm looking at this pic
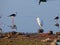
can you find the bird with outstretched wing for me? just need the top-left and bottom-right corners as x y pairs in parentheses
(39, 0), (47, 5)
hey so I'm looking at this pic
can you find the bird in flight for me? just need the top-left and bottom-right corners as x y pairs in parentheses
(36, 17), (44, 29)
(8, 12), (17, 30)
(54, 16), (59, 20)
(55, 23), (59, 28)
(39, 0), (47, 5)
(8, 13), (16, 17)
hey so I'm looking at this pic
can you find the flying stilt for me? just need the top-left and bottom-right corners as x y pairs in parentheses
(54, 13), (59, 28)
(39, 0), (47, 5)
(8, 12), (17, 30)
(54, 16), (59, 20)
(36, 17), (43, 29)
(36, 17), (44, 33)
(38, 0), (58, 5)
(55, 23), (59, 28)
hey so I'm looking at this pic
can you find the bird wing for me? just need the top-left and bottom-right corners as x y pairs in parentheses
(39, 0), (41, 5)
(36, 17), (43, 29)
(39, 0), (47, 5)
(55, 23), (59, 28)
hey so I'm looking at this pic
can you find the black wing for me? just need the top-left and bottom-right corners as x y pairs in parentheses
(40, 0), (47, 2)
(39, 0), (41, 5)
(39, 0), (47, 5)
(9, 14), (16, 17)
(54, 16), (59, 20)
(8, 12), (17, 17)
(55, 23), (59, 28)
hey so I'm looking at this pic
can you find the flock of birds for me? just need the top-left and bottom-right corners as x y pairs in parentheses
(0, 12), (59, 33)
(37, 0), (59, 31)
(0, 0), (59, 33)
(36, 15), (59, 30)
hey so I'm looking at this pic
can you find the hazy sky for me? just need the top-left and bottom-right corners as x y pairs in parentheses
(0, 0), (60, 33)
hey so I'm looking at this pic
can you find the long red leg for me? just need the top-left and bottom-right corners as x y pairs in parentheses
(11, 16), (14, 26)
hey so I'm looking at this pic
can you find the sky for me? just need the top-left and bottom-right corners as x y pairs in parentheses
(0, 0), (60, 33)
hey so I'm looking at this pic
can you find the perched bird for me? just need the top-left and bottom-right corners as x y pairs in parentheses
(39, 0), (47, 5)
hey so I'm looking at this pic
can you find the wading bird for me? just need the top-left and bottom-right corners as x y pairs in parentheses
(8, 12), (17, 30)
